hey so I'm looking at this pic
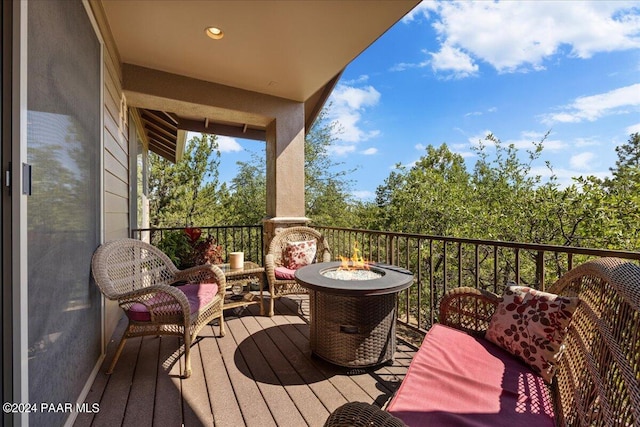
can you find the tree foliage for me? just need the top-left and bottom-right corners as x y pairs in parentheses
(365, 133), (640, 252)
(147, 114), (640, 255)
(148, 133), (223, 227)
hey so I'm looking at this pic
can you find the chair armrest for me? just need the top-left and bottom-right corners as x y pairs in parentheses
(265, 253), (277, 286)
(324, 402), (407, 427)
(175, 264), (227, 297)
(118, 284), (191, 323)
(321, 248), (331, 263)
(439, 287), (501, 336)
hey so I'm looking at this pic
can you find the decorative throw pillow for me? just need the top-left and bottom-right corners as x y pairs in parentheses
(485, 285), (580, 383)
(284, 240), (317, 270)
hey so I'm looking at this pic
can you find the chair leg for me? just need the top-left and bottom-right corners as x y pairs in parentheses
(183, 335), (192, 378)
(107, 335), (128, 375)
(269, 293), (275, 317)
(219, 314), (225, 337)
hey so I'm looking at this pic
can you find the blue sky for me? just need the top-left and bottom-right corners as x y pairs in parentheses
(199, 1), (640, 201)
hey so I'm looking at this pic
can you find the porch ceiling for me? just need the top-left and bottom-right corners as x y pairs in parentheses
(98, 0), (419, 161)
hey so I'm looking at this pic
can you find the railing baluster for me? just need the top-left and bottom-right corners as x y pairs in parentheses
(536, 250), (545, 291)
(429, 239), (435, 326)
(417, 239), (422, 329)
(457, 242), (462, 287)
(493, 245), (498, 293)
(443, 241), (448, 296)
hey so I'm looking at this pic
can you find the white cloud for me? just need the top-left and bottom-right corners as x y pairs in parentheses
(468, 130), (493, 146)
(465, 107), (497, 117)
(529, 166), (610, 188)
(415, 143), (427, 150)
(361, 147), (378, 155)
(570, 152), (596, 170)
(429, 44), (479, 78)
(453, 150), (475, 159)
(216, 135), (243, 152)
(574, 137), (601, 147)
(327, 83), (381, 144)
(541, 84), (640, 125)
(402, 1), (439, 23)
(468, 130), (567, 151)
(408, 1), (640, 76)
(342, 75), (370, 85)
(626, 123), (640, 134)
(327, 144), (357, 156)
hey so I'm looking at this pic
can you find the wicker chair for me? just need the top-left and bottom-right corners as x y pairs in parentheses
(91, 238), (226, 378)
(264, 226), (331, 316)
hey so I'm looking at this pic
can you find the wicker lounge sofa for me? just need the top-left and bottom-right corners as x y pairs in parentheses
(325, 257), (640, 427)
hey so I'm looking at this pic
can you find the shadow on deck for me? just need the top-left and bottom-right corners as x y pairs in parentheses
(74, 295), (417, 427)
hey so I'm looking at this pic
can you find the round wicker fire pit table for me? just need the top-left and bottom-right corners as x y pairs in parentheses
(295, 262), (413, 368)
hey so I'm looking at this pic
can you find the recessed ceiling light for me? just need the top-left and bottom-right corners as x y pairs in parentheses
(205, 26), (224, 40)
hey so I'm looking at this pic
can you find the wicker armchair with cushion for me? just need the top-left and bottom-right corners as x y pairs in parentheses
(264, 226), (331, 316)
(91, 238), (226, 378)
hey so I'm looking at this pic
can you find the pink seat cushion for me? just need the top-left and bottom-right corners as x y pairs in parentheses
(387, 324), (555, 427)
(275, 266), (297, 280)
(126, 283), (219, 322)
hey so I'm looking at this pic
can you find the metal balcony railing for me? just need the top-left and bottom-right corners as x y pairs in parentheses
(131, 225), (264, 265)
(132, 224), (640, 333)
(314, 225), (640, 333)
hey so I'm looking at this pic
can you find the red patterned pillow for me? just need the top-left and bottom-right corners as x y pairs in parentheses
(485, 285), (580, 383)
(284, 240), (317, 270)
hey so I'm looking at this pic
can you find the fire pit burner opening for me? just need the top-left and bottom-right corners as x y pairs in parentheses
(321, 266), (383, 281)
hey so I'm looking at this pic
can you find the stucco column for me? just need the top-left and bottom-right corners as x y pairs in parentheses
(263, 103), (310, 249)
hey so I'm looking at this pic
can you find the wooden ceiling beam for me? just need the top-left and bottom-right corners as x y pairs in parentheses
(177, 118), (266, 142)
(142, 110), (178, 132)
(146, 129), (176, 150)
(143, 118), (177, 141)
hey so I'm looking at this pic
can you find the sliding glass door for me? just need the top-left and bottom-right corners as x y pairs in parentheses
(26, 1), (101, 425)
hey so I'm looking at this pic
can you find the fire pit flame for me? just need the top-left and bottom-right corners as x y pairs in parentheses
(321, 242), (381, 280)
(339, 241), (370, 271)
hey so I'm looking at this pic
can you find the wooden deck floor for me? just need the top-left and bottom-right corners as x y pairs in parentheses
(74, 296), (417, 427)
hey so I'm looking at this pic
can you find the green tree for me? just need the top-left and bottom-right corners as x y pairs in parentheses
(149, 133), (222, 227)
(600, 133), (640, 249)
(374, 144), (473, 235)
(304, 109), (356, 226)
(224, 152), (267, 224)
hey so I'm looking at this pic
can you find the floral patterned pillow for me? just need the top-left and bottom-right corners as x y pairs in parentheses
(284, 240), (317, 270)
(485, 285), (580, 383)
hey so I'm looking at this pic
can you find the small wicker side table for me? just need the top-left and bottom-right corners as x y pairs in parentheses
(216, 261), (265, 315)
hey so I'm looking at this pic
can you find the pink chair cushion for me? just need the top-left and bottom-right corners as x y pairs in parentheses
(387, 324), (555, 427)
(126, 283), (219, 322)
(274, 266), (297, 280)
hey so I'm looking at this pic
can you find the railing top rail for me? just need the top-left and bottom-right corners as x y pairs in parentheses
(132, 225), (262, 233)
(313, 225), (640, 261)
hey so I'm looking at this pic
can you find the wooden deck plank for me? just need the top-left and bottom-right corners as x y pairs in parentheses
(220, 314), (277, 427)
(74, 295), (416, 427)
(75, 316), (128, 426)
(269, 298), (399, 407)
(153, 336), (183, 427)
(90, 337), (141, 426)
(230, 315), (310, 427)
(181, 338), (215, 426)
(122, 336), (161, 427)
(241, 313), (337, 424)
(198, 324), (246, 427)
